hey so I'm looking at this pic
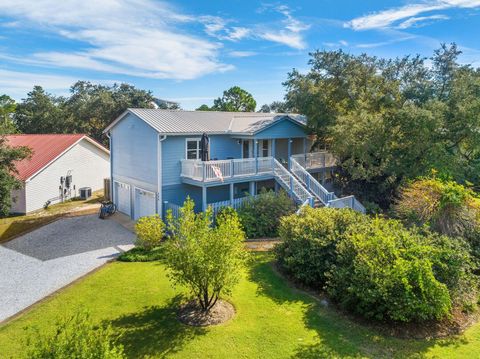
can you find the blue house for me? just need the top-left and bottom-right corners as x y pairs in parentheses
(104, 109), (364, 220)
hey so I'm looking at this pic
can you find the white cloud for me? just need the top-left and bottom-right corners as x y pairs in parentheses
(323, 40), (349, 48)
(346, 0), (480, 30)
(355, 36), (417, 48)
(257, 5), (310, 49)
(0, 69), (115, 99)
(396, 14), (449, 29)
(228, 51), (258, 58)
(0, 0), (232, 80)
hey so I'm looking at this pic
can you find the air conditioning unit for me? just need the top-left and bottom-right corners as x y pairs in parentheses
(79, 187), (92, 200)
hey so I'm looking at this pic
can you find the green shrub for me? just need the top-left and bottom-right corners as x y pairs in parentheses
(326, 218), (452, 322)
(135, 214), (165, 249)
(237, 189), (296, 238)
(117, 246), (164, 262)
(275, 207), (364, 287)
(394, 177), (480, 239)
(24, 310), (125, 359)
(427, 232), (478, 309)
(164, 199), (246, 312)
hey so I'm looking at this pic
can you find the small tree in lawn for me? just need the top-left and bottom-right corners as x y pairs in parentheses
(164, 198), (246, 312)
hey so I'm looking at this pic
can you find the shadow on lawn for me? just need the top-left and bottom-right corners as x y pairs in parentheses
(247, 255), (470, 359)
(107, 295), (206, 358)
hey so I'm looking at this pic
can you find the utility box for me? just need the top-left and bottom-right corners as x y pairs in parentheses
(79, 187), (92, 200)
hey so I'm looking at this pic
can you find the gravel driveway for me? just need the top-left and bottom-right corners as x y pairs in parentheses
(0, 215), (135, 322)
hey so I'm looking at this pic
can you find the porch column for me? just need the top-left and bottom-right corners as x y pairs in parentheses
(288, 138), (292, 170)
(202, 186), (207, 212)
(230, 183), (234, 205)
(303, 138), (307, 158)
(254, 140), (258, 174)
(272, 138), (276, 159)
(249, 181), (255, 196)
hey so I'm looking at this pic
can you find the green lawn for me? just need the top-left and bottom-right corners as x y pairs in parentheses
(1, 253), (480, 358)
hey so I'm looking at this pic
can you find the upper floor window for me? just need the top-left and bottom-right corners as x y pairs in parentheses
(186, 138), (201, 159)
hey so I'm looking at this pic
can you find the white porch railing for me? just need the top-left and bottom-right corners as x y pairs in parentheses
(181, 157), (275, 182)
(327, 195), (366, 213)
(209, 195), (258, 217)
(291, 151), (337, 170)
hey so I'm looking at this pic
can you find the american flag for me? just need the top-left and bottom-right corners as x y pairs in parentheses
(212, 165), (224, 182)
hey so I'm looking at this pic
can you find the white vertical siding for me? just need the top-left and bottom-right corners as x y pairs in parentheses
(25, 139), (110, 213)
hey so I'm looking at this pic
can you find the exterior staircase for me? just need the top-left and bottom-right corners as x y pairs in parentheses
(272, 158), (314, 209)
(289, 156), (365, 213)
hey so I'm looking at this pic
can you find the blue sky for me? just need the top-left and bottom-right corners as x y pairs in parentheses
(1, 0), (479, 109)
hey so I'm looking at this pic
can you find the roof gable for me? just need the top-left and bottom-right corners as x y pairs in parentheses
(6, 134), (109, 181)
(104, 109), (307, 136)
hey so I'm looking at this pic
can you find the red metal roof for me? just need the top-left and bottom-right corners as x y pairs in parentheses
(6, 134), (87, 181)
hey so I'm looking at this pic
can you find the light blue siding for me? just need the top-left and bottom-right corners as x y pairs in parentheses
(254, 118), (306, 139)
(210, 135), (241, 160)
(163, 183), (202, 211)
(111, 113), (158, 191)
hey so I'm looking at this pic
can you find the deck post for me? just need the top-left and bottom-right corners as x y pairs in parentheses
(249, 181), (255, 196)
(303, 137), (307, 158)
(272, 139), (276, 159)
(202, 186), (207, 212)
(231, 159), (234, 178)
(230, 183), (234, 206)
(163, 201), (168, 221)
(202, 162), (206, 182)
(288, 138), (292, 170)
(289, 176), (293, 196)
(254, 140), (258, 174)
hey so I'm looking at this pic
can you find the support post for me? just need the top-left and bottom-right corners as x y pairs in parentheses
(202, 162), (206, 182)
(249, 181), (255, 196)
(163, 201), (168, 221)
(230, 183), (234, 206)
(202, 186), (207, 212)
(231, 159), (234, 178)
(254, 140), (258, 174)
(289, 176), (294, 196)
(272, 138), (276, 159)
(288, 138), (292, 170)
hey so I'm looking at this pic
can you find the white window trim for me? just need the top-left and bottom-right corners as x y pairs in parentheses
(185, 137), (201, 160)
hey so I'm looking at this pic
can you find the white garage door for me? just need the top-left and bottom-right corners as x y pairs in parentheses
(115, 182), (131, 215)
(134, 188), (156, 220)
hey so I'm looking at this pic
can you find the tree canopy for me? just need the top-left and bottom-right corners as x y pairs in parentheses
(284, 43), (480, 207)
(13, 81), (154, 145)
(0, 136), (31, 215)
(197, 86), (256, 112)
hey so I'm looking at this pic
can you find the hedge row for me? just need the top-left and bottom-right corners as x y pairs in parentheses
(275, 207), (478, 323)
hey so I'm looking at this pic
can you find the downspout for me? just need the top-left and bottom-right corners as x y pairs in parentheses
(158, 135), (167, 217)
(106, 132), (113, 202)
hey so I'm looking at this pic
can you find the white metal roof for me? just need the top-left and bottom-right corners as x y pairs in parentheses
(104, 109), (306, 135)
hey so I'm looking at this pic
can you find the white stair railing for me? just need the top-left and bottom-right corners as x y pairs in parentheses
(290, 158), (334, 205)
(273, 158), (313, 206)
(290, 156), (366, 214)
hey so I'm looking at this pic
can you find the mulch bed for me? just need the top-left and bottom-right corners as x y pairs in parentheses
(178, 300), (235, 327)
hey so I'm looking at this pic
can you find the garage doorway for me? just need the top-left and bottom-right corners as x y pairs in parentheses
(134, 188), (156, 220)
(115, 181), (131, 216)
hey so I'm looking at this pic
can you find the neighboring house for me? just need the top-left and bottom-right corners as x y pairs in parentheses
(7, 134), (110, 214)
(104, 109), (364, 221)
